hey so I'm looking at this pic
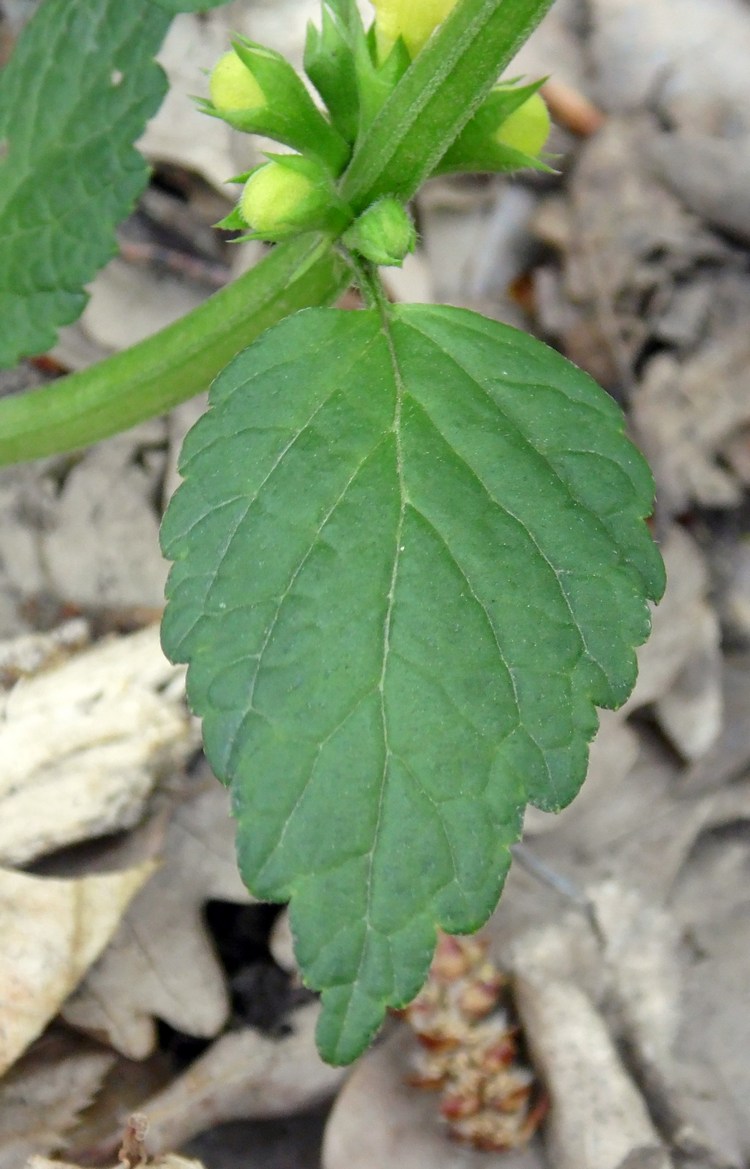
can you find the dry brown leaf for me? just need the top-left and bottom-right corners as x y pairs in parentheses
(0, 1031), (114, 1169)
(0, 862), (154, 1077)
(62, 783), (252, 1059)
(551, 117), (724, 387)
(323, 1026), (544, 1169)
(65, 1051), (174, 1164)
(0, 625), (196, 866)
(111, 1003), (345, 1156)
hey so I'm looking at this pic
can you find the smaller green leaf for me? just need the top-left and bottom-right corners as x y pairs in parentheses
(162, 303), (664, 1065)
(0, 0), (170, 365)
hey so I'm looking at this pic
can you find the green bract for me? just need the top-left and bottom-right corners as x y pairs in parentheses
(436, 80), (552, 175)
(205, 37), (350, 174)
(342, 197), (417, 266)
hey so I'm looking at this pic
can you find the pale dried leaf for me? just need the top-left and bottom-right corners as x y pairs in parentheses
(0, 434), (170, 625)
(40, 435), (169, 611)
(559, 117), (723, 386)
(268, 908), (296, 974)
(514, 978), (670, 1169)
(0, 1032), (113, 1169)
(62, 783), (252, 1058)
(589, 0), (750, 132)
(650, 133), (750, 246)
(682, 654), (750, 793)
(589, 882), (682, 1068)
(671, 831), (750, 1158)
(79, 260), (206, 354)
(0, 620), (90, 686)
(323, 1026), (544, 1169)
(0, 863), (154, 1076)
(623, 528), (722, 758)
(634, 308), (750, 514)
(0, 625), (196, 866)
(138, 13), (254, 190)
(26, 1156), (204, 1169)
(130, 1003), (345, 1155)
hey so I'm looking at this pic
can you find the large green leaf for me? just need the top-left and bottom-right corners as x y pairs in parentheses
(0, 0), (174, 366)
(161, 305), (664, 1064)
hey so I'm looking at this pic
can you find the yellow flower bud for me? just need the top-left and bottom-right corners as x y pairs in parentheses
(370, 0), (459, 61)
(494, 90), (551, 158)
(209, 50), (265, 112)
(239, 163), (319, 234)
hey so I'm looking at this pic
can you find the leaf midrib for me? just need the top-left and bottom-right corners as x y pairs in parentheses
(358, 303), (407, 1009)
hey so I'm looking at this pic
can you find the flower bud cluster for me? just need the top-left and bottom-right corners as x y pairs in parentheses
(400, 932), (547, 1151)
(205, 2), (551, 255)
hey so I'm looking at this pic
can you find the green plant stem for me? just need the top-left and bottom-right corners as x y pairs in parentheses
(0, 234), (346, 465)
(341, 0), (557, 210)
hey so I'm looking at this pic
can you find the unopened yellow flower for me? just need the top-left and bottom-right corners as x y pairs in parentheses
(494, 90), (550, 157)
(209, 50), (265, 112)
(240, 163), (318, 234)
(370, 0), (459, 61)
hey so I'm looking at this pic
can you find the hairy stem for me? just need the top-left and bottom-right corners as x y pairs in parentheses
(0, 235), (346, 465)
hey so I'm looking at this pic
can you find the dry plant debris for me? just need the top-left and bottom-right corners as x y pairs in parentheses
(0, 863), (154, 1077)
(62, 783), (254, 1059)
(103, 1003), (345, 1157)
(401, 934), (547, 1152)
(514, 978), (669, 1169)
(27, 1153), (204, 1169)
(0, 624), (197, 866)
(0, 1032), (114, 1169)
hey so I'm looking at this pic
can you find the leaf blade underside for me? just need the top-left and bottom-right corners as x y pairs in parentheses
(161, 305), (664, 1064)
